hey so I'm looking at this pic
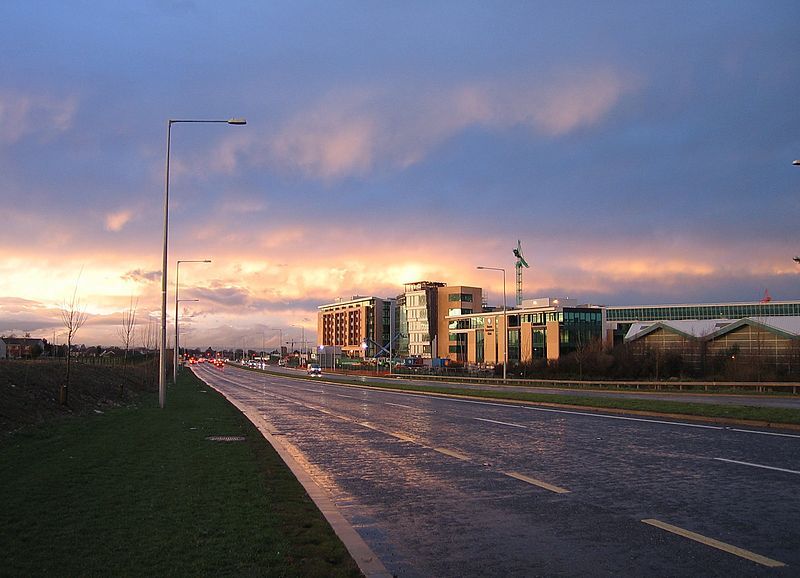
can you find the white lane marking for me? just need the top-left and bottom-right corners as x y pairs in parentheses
(521, 405), (723, 430)
(714, 458), (800, 475)
(503, 471), (570, 494)
(474, 417), (528, 429)
(730, 428), (800, 439)
(385, 402), (417, 410)
(336, 394), (357, 399)
(642, 519), (785, 568)
(297, 388), (324, 394)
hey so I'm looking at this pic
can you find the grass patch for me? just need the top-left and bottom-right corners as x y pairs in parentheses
(0, 371), (360, 577)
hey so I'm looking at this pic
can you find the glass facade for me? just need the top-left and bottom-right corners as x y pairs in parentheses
(508, 329), (520, 362)
(532, 329), (546, 358)
(558, 309), (603, 354)
(448, 293), (474, 302)
(607, 302), (800, 322)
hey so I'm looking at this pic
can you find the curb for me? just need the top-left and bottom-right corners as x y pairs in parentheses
(206, 380), (393, 578)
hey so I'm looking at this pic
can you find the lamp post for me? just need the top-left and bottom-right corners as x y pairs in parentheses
(159, 117), (245, 409)
(477, 266), (507, 383)
(174, 259), (211, 384)
(794, 161), (800, 264)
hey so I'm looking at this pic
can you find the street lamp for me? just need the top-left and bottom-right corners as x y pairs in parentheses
(793, 160), (800, 165)
(160, 118), (245, 409)
(174, 259), (211, 384)
(477, 266), (507, 383)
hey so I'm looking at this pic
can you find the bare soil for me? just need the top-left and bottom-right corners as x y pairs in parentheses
(0, 359), (157, 437)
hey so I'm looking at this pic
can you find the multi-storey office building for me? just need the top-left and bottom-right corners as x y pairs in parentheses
(394, 292), (409, 358)
(446, 298), (603, 365)
(403, 281), (446, 359)
(436, 285), (482, 361)
(317, 296), (395, 358)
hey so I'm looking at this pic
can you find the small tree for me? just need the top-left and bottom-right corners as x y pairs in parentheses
(60, 278), (89, 406)
(117, 296), (138, 378)
(140, 314), (159, 388)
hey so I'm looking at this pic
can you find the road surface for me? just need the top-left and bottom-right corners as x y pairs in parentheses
(194, 364), (800, 577)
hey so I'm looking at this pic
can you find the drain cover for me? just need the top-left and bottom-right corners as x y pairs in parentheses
(205, 435), (246, 442)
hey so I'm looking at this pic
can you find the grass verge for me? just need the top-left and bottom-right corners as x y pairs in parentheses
(0, 371), (361, 577)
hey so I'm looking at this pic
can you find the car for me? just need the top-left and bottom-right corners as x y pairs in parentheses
(307, 364), (322, 376)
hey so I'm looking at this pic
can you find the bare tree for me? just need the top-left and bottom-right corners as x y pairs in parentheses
(116, 296), (138, 393)
(140, 314), (159, 388)
(60, 276), (89, 406)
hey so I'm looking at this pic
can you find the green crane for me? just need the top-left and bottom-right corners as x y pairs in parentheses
(512, 240), (529, 306)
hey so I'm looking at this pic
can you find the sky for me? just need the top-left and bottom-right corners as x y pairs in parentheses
(1, 1), (799, 349)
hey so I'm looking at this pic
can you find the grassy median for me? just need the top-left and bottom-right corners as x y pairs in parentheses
(0, 371), (361, 577)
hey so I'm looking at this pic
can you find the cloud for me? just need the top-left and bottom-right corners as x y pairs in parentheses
(121, 269), (161, 283)
(0, 89), (77, 144)
(241, 67), (637, 180)
(269, 103), (378, 179)
(192, 284), (250, 307)
(104, 210), (132, 232)
(527, 68), (636, 136)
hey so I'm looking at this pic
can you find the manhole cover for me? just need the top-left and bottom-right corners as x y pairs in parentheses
(205, 435), (246, 442)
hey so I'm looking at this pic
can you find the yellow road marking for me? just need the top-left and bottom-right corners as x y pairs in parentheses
(641, 519), (786, 568)
(433, 447), (471, 461)
(503, 471), (570, 494)
(388, 432), (418, 443)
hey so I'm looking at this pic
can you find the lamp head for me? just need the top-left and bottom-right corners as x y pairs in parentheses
(227, 118), (247, 125)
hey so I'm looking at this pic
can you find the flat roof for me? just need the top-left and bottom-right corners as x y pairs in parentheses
(607, 300), (800, 310)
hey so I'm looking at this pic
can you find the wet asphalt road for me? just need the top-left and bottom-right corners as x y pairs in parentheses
(194, 364), (800, 577)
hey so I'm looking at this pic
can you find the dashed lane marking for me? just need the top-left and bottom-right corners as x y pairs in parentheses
(714, 457), (800, 475)
(641, 519), (786, 568)
(433, 447), (471, 461)
(385, 402), (417, 410)
(502, 471), (570, 494)
(388, 431), (418, 443)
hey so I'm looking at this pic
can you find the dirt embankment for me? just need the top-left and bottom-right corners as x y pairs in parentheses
(0, 360), (157, 436)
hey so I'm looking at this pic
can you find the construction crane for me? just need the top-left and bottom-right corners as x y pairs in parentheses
(512, 240), (529, 306)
